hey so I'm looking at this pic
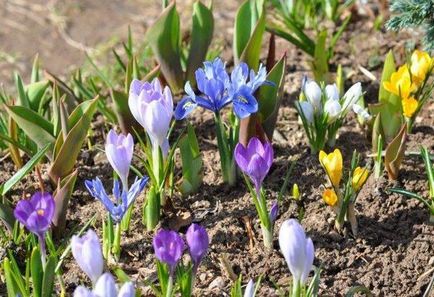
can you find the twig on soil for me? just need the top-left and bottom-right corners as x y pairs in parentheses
(219, 254), (237, 281)
(241, 216), (255, 251)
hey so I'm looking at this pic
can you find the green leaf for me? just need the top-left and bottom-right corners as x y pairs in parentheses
(385, 124), (407, 180)
(312, 30), (329, 82)
(15, 73), (30, 108)
(4, 258), (20, 297)
(31, 247), (43, 297)
(49, 97), (98, 181)
(111, 89), (139, 135)
(186, 1), (214, 83)
(237, 2), (265, 70)
(26, 81), (49, 112)
(379, 51), (396, 104)
(145, 2), (184, 92)
(388, 188), (433, 210)
(1, 143), (50, 196)
(179, 123), (203, 196)
(421, 147), (434, 198)
(52, 170), (78, 235)
(345, 285), (373, 297)
(0, 203), (15, 233)
(45, 71), (78, 112)
(369, 103), (402, 143)
(4, 105), (55, 152)
(258, 54), (286, 138)
(41, 256), (57, 297)
(31, 54), (40, 83)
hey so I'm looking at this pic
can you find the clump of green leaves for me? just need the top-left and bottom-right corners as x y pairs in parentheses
(387, 0), (434, 52)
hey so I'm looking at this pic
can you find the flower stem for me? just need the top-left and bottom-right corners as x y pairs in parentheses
(166, 275), (174, 297)
(261, 224), (273, 250)
(112, 223), (121, 262)
(214, 112), (236, 186)
(38, 235), (46, 268)
(292, 278), (301, 297)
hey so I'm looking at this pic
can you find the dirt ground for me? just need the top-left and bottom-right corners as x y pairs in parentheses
(0, 1), (433, 296)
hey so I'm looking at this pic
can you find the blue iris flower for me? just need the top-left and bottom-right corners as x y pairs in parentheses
(85, 176), (149, 223)
(174, 58), (270, 120)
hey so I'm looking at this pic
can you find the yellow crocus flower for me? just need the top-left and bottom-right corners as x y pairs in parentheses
(383, 65), (416, 99)
(352, 167), (369, 191)
(402, 97), (418, 118)
(319, 149), (343, 188)
(322, 188), (338, 206)
(410, 50), (433, 85)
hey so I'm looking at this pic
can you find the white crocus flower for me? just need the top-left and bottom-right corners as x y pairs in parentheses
(303, 80), (322, 112)
(353, 104), (371, 121)
(325, 84), (339, 101)
(341, 82), (362, 114)
(324, 99), (342, 123)
(297, 101), (314, 125)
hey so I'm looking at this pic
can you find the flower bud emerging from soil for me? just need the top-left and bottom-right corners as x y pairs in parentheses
(71, 229), (104, 284)
(278, 219), (314, 285)
(186, 223), (209, 269)
(352, 167), (369, 192)
(105, 129), (134, 189)
(322, 188), (338, 206)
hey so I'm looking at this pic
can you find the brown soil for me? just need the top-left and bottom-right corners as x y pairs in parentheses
(1, 1), (433, 297)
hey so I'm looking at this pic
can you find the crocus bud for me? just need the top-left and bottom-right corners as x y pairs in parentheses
(352, 104), (371, 121)
(325, 83), (339, 101)
(296, 101), (314, 124)
(73, 286), (94, 297)
(153, 229), (185, 273)
(105, 129), (134, 189)
(401, 97), (418, 118)
(244, 279), (255, 297)
(118, 282), (135, 297)
(93, 273), (118, 297)
(292, 183), (300, 200)
(410, 50), (432, 84)
(322, 189), (338, 206)
(352, 167), (369, 191)
(234, 137), (273, 193)
(278, 219), (314, 285)
(269, 201), (278, 223)
(303, 80), (322, 111)
(14, 192), (55, 239)
(128, 78), (173, 156)
(186, 224), (209, 268)
(71, 229), (104, 284)
(341, 82), (362, 113)
(319, 149), (343, 188)
(324, 99), (341, 123)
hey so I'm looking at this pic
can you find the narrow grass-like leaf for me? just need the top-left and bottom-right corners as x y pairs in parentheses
(30, 247), (43, 297)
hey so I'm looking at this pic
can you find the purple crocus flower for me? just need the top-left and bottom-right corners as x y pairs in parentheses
(234, 137), (274, 194)
(153, 229), (185, 274)
(269, 201), (279, 223)
(14, 192), (55, 263)
(14, 192), (55, 239)
(105, 129), (134, 189)
(85, 177), (148, 223)
(128, 78), (173, 156)
(186, 224), (209, 270)
(278, 219), (314, 285)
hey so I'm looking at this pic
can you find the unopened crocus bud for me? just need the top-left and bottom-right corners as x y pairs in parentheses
(93, 273), (118, 297)
(341, 82), (362, 113)
(292, 183), (300, 200)
(279, 219), (314, 285)
(303, 80), (322, 111)
(319, 149), (343, 188)
(324, 99), (341, 122)
(105, 129), (134, 189)
(186, 224), (209, 269)
(297, 101), (314, 124)
(244, 279), (255, 297)
(153, 229), (185, 273)
(410, 50), (432, 84)
(325, 83), (339, 101)
(128, 78), (173, 156)
(73, 286), (94, 297)
(234, 137), (273, 194)
(118, 282), (135, 297)
(352, 167), (369, 191)
(269, 201), (278, 223)
(352, 104), (371, 121)
(401, 97), (418, 118)
(322, 189), (338, 206)
(71, 229), (104, 284)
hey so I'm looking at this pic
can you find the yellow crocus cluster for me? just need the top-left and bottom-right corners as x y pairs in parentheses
(383, 50), (433, 119)
(352, 167), (369, 191)
(319, 149), (343, 188)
